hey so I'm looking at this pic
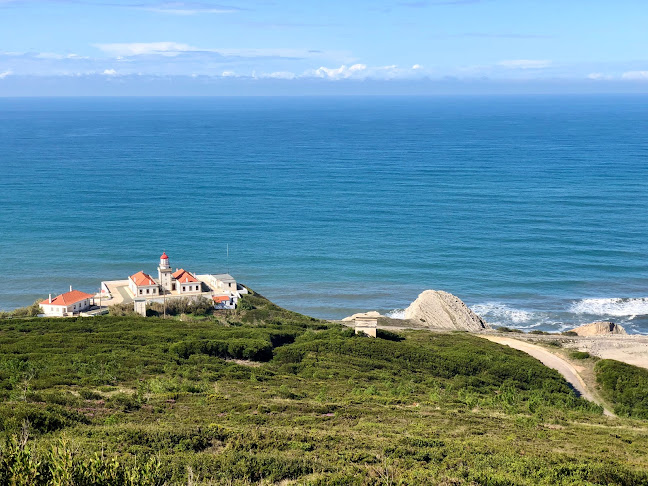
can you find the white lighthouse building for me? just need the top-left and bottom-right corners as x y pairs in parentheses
(158, 251), (173, 292)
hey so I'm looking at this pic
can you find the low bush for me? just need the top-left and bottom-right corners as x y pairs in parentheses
(376, 329), (404, 341)
(147, 297), (214, 317)
(170, 338), (274, 362)
(570, 351), (591, 360)
(496, 326), (523, 333)
(596, 359), (648, 419)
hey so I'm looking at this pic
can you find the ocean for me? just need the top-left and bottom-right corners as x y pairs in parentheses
(1, 96), (647, 332)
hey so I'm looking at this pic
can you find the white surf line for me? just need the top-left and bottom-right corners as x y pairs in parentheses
(481, 335), (615, 417)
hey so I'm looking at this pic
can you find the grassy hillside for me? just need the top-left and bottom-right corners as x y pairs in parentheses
(0, 295), (647, 485)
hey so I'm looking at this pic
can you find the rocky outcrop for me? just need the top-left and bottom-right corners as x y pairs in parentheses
(404, 290), (489, 331)
(342, 311), (382, 322)
(569, 321), (627, 336)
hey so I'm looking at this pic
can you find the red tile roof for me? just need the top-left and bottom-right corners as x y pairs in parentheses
(130, 271), (157, 286)
(172, 268), (198, 283)
(41, 290), (94, 307)
(212, 295), (230, 303)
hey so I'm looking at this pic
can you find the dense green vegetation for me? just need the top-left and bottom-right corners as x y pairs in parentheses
(0, 299), (41, 319)
(0, 294), (646, 484)
(596, 359), (648, 419)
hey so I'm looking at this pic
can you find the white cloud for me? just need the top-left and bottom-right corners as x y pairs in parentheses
(95, 42), (193, 57)
(587, 72), (613, 80)
(497, 59), (551, 69)
(263, 71), (296, 79)
(93, 42), (344, 61)
(313, 63), (368, 79)
(102, 68), (117, 76)
(309, 63), (428, 80)
(621, 70), (648, 80)
(0, 70), (12, 79)
(221, 70), (237, 77)
(35, 52), (87, 60)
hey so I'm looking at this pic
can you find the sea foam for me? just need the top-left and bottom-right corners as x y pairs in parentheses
(386, 308), (406, 319)
(470, 302), (535, 325)
(569, 297), (648, 319)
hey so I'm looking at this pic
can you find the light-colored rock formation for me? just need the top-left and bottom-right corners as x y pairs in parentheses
(404, 290), (489, 331)
(342, 311), (382, 322)
(569, 321), (627, 336)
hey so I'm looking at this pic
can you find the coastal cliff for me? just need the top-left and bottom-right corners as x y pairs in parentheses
(404, 290), (489, 331)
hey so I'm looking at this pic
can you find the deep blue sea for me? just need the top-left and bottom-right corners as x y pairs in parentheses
(1, 96), (647, 332)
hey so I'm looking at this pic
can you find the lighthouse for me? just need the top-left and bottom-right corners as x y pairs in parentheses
(158, 251), (173, 291)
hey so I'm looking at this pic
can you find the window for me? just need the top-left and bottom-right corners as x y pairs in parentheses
(146, 289), (150, 294)
(139, 289), (143, 295)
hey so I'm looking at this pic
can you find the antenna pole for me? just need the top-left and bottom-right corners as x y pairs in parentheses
(227, 244), (229, 274)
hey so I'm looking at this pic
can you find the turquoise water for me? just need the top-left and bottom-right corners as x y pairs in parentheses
(1, 96), (647, 332)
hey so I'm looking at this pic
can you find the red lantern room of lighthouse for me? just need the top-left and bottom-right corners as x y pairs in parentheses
(158, 252), (173, 291)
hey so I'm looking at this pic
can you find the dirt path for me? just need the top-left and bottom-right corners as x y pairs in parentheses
(481, 335), (614, 417)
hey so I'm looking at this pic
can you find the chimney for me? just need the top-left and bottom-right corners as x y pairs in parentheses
(69, 285), (73, 292)
(49, 294), (52, 303)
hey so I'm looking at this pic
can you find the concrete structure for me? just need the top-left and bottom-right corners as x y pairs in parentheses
(40, 287), (94, 317)
(355, 316), (378, 337)
(209, 273), (237, 293)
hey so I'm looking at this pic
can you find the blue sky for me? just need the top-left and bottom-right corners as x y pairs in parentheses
(1, 0), (648, 94)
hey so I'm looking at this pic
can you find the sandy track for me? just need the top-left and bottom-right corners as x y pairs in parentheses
(481, 335), (614, 416)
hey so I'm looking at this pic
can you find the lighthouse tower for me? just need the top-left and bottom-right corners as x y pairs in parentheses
(158, 252), (173, 291)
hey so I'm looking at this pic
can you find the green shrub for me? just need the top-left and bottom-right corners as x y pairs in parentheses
(376, 329), (404, 341)
(496, 326), (523, 333)
(0, 404), (89, 434)
(147, 297), (214, 317)
(570, 351), (591, 360)
(6, 300), (43, 318)
(562, 331), (578, 336)
(595, 359), (648, 419)
(170, 338), (274, 362)
(108, 392), (141, 412)
(544, 341), (562, 347)
(109, 302), (138, 316)
(237, 297), (255, 311)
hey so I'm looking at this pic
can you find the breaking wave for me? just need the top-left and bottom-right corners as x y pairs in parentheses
(570, 297), (648, 319)
(386, 308), (406, 319)
(470, 302), (535, 325)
